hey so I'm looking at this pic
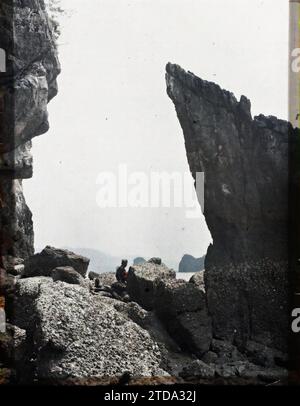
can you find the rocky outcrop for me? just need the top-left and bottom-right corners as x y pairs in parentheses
(127, 260), (176, 310)
(166, 63), (292, 352)
(0, 2), (60, 380)
(13, 277), (169, 382)
(9, 258), (287, 384)
(92, 271), (115, 286)
(179, 254), (205, 273)
(0, 0), (60, 260)
(51, 266), (86, 286)
(127, 261), (212, 357)
(133, 257), (146, 265)
(23, 246), (90, 278)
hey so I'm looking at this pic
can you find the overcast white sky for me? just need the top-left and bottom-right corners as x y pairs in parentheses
(24, 0), (289, 269)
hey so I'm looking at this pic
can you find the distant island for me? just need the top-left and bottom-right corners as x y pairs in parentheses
(178, 254), (205, 273)
(133, 257), (146, 265)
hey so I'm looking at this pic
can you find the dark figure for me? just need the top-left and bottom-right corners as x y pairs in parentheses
(116, 259), (128, 283)
(94, 278), (101, 292)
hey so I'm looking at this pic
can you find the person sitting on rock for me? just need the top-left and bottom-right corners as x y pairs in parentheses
(116, 259), (128, 284)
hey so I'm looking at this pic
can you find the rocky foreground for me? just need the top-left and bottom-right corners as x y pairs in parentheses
(0, 0), (295, 385)
(0, 247), (288, 385)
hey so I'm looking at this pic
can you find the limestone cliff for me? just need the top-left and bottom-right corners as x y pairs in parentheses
(166, 63), (294, 352)
(0, 0), (60, 259)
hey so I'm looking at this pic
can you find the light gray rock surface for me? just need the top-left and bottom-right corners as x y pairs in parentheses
(127, 261), (176, 310)
(0, 0), (60, 259)
(13, 277), (169, 382)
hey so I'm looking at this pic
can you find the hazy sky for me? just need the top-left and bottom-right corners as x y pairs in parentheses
(24, 0), (288, 269)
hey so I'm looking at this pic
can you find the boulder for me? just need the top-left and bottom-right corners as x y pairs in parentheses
(51, 267), (85, 286)
(148, 258), (162, 265)
(179, 360), (215, 379)
(112, 300), (197, 377)
(12, 277), (169, 382)
(95, 272), (116, 287)
(23, 246), (90, 278)
(155, 278), (206, 315)
(175, 310), (212, 357)
(127, 262), (175, 310)
(154, 279), (212, 356)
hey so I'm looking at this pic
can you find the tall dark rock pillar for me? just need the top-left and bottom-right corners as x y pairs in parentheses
(0, 0), (60, 260)
(166, 63), (294, 351)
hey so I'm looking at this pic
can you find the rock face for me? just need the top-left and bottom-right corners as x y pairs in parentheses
(13, 277), (168, 382)
(179, 254), (205, 273)
(127, 262), (212, 357)
(166, 63), (291, 352)
(0, 0), (60, 260)
(127, 261), (176, 310)
(155, 279), (212, 356)
(23, 246), (90, 278)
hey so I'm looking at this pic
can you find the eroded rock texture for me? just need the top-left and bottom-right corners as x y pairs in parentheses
(166, 63), (293, 352)
(13, 277), (169, 382)
(23, 246), (90, 278)
(0, 0), (60, 259)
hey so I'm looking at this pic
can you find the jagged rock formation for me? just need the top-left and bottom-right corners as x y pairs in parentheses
(154, 278), (212, 356)
(179, 254), (205, 273)
(166, 63), (293, 352)
(0, 0), (60, 260)
(23, 246), (90, 278)
(127, 261), (212, 357)
(10, 258), (287, 384)
(0, 0), (292, 384)
(13, 277), (169, 382)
